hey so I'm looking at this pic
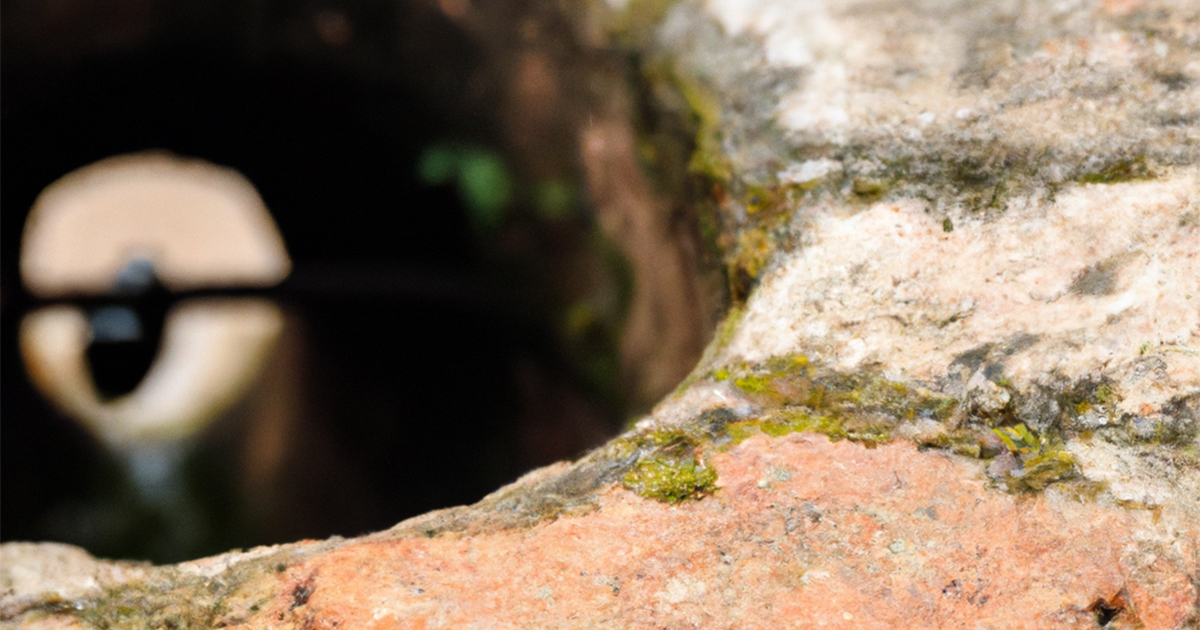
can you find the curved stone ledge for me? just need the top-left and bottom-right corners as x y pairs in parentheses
(3, 0), (1199, 627)
(4, 434), (1197, 628)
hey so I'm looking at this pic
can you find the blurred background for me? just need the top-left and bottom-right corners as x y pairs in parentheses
(2, 0), (722, 562)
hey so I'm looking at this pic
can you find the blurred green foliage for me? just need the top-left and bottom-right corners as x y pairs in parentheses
(418, 143), (513, 230)
(419, 143), (581, 229)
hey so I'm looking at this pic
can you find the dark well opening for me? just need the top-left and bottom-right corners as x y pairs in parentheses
(2, 29), (627, 562)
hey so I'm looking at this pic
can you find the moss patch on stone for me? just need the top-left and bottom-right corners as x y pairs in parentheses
(1076, 156), (1154, 185)
(851, 177), (888, 200)
(704, 356), (972, 456)
(637, 57), (731, 187)
(718, 355), (957, 425)
(389, 356), (1188, 531)
(726, 409), (893, 447)
(622, 454), (718, 503)
(697, 355), (1118, 497)
(610, 424), (722, 503)
(989, 423), (1082, 492)
(1006, 450), (1078, 492)
(632, 355), (1189, 503)
(34, 545), (314, 630)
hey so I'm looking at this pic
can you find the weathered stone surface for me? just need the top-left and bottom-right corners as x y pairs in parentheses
(648, 0), (1200, 526)
(0, 543), (146, 617)
(3, 0), (1199, 626)
(260, 437), (1200, 629)
(4, 434), (1198, 628)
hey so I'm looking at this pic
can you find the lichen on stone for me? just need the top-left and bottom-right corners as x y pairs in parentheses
(663, 354), (1169, 499)
(716, 355), (956, 425)
(22, 543), (323, 630)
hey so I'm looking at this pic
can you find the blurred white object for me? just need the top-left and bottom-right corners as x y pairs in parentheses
(21, 152), (290, 298)
(20, 299), (283, 448)
(18, 152), (290, 451)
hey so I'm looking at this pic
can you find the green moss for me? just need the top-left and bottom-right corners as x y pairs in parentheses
(733, 374), (771, 395)
(1093, 383), (1118, 405)
(648, 426), (692, 447)
(744, 185), (780, 214)
(851, 177), (888, 200)
(640, 60), (730, 185)
(989, 422), (1082, 493)
(916, 396), (960, 422)
(724, 421), (761, 444)
(1059, 378), (1123, 429)
(611, 425), (721, 503)
(606, 426), (690, 467)
(713, 305), (745, 351)
(1076, 156), (1153, 184)
(765, 354), (810, 371)
(992, 423), (1043, 456)
(700, 356), (1139, 497)
(916, 429), (990, 458)
(637, 54), (766, 307)
(711, 357), (961, 449)
(1007, 451), (1078, 492)
(718, 356), (947, 421)
(726, 225), (779, 301)
(726, 409), (893, 447)
(622, 454), (718, 503)
(1098, 406), (1200, 450)
(633, 356), (1181, 509)
(49, 549), (292, 630)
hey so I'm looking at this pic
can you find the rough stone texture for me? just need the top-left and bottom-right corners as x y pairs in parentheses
(224, 436), (1200, 629)
(4, 435), (1198, 628)
(0, 543), (147, 615)
(647, 0), (1200, 525)
(4, 0), (1200, 626)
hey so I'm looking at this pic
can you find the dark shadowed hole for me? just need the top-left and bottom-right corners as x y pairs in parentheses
(1087, 596), (1124, 627)
(2, 44), (618, 562)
